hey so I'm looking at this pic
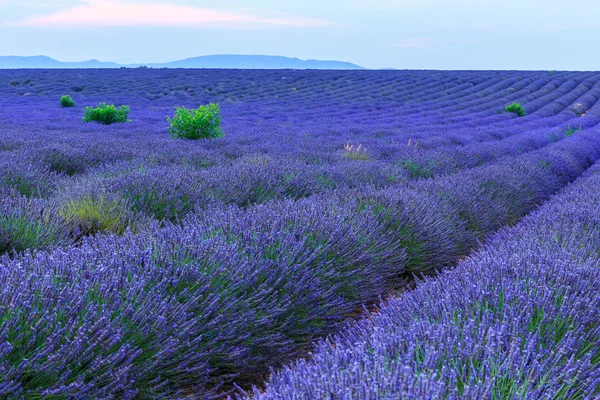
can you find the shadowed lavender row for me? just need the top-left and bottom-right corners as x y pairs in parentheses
(248, 162), (600, 400)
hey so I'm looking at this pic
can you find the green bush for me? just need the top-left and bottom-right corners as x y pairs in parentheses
(505, 102), (526, 117)
(167, 103), (224, 140)
(60, 95), (76, 108)
(402, 159), (434, 179)
(83, 103), (130, 124)
(564, 125), (583, 137)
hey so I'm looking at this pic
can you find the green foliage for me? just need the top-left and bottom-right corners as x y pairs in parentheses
(59, 195), (135, 237)
(565, 125), (583, 137)
(0, 209), (67, 255)
(505, 102), (526, 117)
(123, 189), (195, 223)
(83, 103), (131, 125)
(4, 176), (46, 198)
(167, 103), (224, 140)
(60, 95), (76, 108)
(402, 159), (434, 179)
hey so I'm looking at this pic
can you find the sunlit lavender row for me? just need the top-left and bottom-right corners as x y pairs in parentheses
(1, 69), (600, 398)
(249, 161), (600, 399)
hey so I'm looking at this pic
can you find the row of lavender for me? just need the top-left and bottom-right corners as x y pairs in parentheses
(250, 157), (600, 400)
(1, 125), (599, 398)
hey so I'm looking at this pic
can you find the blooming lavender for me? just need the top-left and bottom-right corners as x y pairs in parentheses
(0, 69), (600, 397)
(249, 163), (600, 400)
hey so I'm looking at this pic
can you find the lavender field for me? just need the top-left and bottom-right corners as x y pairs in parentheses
(0, 69), (599, 399)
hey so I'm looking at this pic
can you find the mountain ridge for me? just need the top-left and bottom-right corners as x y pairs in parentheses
(0, 55), (364, 70)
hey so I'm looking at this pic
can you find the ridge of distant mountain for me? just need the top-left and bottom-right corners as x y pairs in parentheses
(0, 55), (364, 70)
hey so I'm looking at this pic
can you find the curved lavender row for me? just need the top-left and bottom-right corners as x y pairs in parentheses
(0, 192), (407, 399)
(331, 71), (595, 126)
(356, 130), (600, 272)
(415, 73), (591, 118)
(1, 127), (599, 398)
(249, 163), (600, 400)
(518, 75), (597, 115)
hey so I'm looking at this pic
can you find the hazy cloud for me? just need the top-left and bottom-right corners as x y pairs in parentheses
(7, 0), (334, 28)
(389, 38), (432, 48)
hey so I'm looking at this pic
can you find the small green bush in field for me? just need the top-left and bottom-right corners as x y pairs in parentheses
(60, 95), (76, 108)
(83, 103), (130, 124)
(167, 103), (223, 140)
(505, 102), (526, 117)
(564, 124), (583, 137)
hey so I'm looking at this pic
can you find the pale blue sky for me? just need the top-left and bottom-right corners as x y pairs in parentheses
(0, 0), (598, 70)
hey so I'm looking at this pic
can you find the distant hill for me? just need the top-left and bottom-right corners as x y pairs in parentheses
(137, 55), (363, 69)
(0, 55), (364, 70)
(0, 56), (120, 69)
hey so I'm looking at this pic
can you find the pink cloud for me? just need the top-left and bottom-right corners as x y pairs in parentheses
(9, 0), (333, 28)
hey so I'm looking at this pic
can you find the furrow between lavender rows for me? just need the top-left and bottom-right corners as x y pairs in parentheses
(249, 153), (600, 400)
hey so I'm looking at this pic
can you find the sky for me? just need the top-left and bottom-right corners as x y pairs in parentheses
(0, 0), (598, 70)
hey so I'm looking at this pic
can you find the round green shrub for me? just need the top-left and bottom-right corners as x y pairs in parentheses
(505, 102), (526, 117)
(167, 103), (224, 140)
(60, 95), (76, 108)
(83, 103), (131, 124)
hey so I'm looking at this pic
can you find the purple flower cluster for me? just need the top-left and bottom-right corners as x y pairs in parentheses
(0, 69), (600, 397)
(249, 162), (600, 400)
